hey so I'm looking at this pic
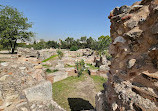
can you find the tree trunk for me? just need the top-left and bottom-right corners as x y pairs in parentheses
(11, 40), (17, 54)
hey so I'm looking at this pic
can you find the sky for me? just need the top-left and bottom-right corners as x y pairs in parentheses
(0, 0), (139, 41)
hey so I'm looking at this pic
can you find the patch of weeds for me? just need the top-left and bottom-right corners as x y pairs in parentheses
(46, 69), (59, 73)
(42, 55), (57, 62)
(46, 68), (53, 73)
(52, 69), (59, 73)
(65, 64), (75, 68)
(0, 61), (4, 63)
(90, 75), (107, 91)
(42, 64), (51, 68)
(86, 63), (99, 70)
(52, 75), (86, 111)
(48, 104), (55, 111)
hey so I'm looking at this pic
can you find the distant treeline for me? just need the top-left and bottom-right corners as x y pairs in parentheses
(17, 35), (111, 51)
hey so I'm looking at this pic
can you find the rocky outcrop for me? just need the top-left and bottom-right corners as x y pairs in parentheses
(96, 0), (158, 110)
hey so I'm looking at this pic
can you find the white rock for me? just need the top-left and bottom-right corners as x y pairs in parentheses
(31, 104), (36, 109)
(128, 59), (136, 68)
(0, 75), (9, 81)
(6, 94), (18, 101)
(112, 102), (118, 111)
(21, 107), (28, 111)
(113, 36), (126, 44)
(1, 62), (9, 66)
(23, 81), (52, 102)
(4, 101), (12, 107)
(19, 67), (26, 70)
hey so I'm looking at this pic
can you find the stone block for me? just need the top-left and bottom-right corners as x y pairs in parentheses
(23, 81), (52, 102)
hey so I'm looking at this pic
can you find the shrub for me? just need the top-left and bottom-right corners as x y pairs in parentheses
(75, 59), (85, 77)
(57, 49), (64, 60)
(70, 46), (78, 51)
(46, 69), (52, 73)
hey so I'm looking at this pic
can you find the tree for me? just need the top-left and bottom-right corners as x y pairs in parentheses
(96, 35), (111, 55)
(70, 45), (78, 51)
(0, 6), (34, 53)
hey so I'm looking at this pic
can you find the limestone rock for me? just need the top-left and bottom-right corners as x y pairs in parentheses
(127, 59), (136, 68)
(113, 36), (126, 44)
(23, 81), (52, 102)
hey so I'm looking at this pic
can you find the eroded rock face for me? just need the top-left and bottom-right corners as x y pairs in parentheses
(97, 0), (158, 110)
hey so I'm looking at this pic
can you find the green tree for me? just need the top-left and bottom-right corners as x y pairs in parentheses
(96, 35), (111, 56)
(0, 6), (34, 53)
(70, 45), (78, 51)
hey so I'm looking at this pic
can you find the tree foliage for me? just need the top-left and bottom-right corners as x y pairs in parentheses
(0, 6), (34, 53)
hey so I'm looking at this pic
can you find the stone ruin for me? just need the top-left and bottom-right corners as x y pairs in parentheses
(96, 0), (158, 110)
(0, 49), (65, 111)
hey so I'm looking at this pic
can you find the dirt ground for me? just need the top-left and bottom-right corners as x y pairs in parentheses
(0, 50), (17, 62)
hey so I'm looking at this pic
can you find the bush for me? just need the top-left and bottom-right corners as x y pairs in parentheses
(75, 59), (85, 77)
(57, 49), (64, 60)
(70, 46), (78, 51)
(46, 69), (52, 73)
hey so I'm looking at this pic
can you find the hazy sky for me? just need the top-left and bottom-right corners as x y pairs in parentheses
(1, 0), (139, 41)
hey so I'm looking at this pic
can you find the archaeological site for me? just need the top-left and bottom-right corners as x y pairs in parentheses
(0, 0), (158, 111)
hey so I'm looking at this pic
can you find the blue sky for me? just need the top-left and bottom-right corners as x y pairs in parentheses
(1, 0), (139, 41)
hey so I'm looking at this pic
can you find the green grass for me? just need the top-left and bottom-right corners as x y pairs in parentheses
(64, 64), (75, 68)
(86, 63), (99, 70)
(52, 75), (107, 111)
(42, 64), (51, 68)
(42, 55), (57, 62)
(90, 75), (107, 91)
(0, 61), (4, 63)
(46, 68), (59, 73)
(52, 75), (86, 111)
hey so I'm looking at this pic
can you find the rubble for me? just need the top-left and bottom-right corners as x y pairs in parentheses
(0, 53), (65, 111)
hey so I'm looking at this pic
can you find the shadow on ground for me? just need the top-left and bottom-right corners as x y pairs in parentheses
(68, 98), (94, 111)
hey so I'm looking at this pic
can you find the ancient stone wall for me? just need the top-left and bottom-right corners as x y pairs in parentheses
(96, 0), (158, 111)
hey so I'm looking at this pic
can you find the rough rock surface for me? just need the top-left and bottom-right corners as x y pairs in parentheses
(0, 56), (65, 110)
(96, 0), (158, 111)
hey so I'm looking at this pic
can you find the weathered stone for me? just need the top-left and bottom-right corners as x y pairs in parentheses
(20, 107), (28, 111)
(0, 75), (9, 81)
(34, 64), (43, 69)
(112, 102), (118, 111)
(103, 0), (158, 110)
(131, 5), (143, 11)
(127, 59), (136, 68)
(23, 81), (52, 102)
(113, 36), (126, 44)
(6, 94), (18, 101)
(127, 20), (138, 29)
(151, 22), (158, 34)
(119, 5), (131, 14)
(123, 28), (143, 39)
(19, 67), (26, 70)
(1, 62), (9, 67)
(17, 47), (40, 58)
